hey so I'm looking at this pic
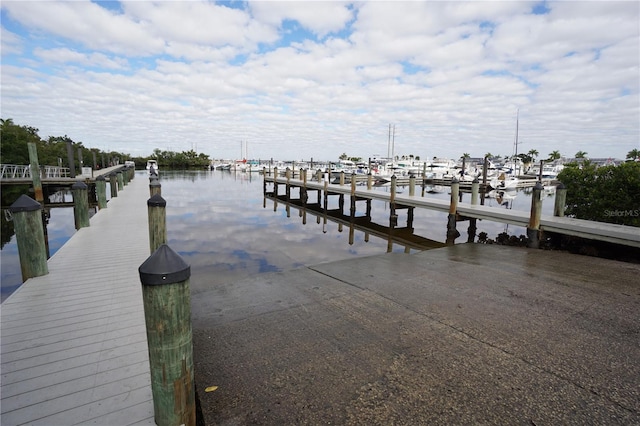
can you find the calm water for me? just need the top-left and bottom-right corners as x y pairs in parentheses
(1, 170), (556, 301)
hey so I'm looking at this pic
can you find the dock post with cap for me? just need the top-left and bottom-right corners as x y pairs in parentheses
(139, 244), (195, 426)
(9, 195), (49, 280)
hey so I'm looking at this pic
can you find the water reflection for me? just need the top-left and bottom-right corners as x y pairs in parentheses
(1, 170), (558, 301)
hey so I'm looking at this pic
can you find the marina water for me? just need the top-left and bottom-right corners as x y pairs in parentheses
(1, 170), (557, 301)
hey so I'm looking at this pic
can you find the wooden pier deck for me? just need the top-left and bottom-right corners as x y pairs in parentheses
(265, 175), (640, 248)
(1, 173), (154, 425)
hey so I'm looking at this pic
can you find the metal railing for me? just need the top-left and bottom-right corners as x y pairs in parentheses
(0, 164), (70, 180)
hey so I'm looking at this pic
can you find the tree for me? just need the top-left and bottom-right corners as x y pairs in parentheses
(339, 153), (348, 160)
(528, 149), (539, 161)
(575, 151), (588, 159)
(557, 161), (640, 226)
(461, 153), (470, 159)
(627, 148), (640, 161)
(548, 150), (561, 161)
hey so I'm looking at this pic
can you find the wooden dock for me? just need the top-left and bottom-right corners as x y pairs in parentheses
(265, 175), (640, 248)
(1, 173), (154, 425)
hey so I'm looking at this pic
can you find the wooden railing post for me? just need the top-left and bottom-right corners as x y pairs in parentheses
(139, 244), (195, 426)
(554, 182), (567, 217)
(9, 195), (49, 281)
(72, 181), (90, 229)
(148, 194), (167, 254)
(96, 175), (108, 209)
(527, 181), (544, 248)
(446, 178), (460, 245)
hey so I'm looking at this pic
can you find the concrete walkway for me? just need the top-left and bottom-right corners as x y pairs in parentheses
(192, 244), (640, 425)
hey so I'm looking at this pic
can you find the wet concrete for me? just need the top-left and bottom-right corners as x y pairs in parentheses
(191, 244), (640, 425)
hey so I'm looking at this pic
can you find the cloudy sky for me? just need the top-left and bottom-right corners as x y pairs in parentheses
(2, 1), (638, 162)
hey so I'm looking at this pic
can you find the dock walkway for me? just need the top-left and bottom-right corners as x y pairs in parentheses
(265, 175), (640, 248)
(1, 173), (154, 425)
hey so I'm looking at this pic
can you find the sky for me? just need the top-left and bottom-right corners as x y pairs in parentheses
(1, 1), (639, 162)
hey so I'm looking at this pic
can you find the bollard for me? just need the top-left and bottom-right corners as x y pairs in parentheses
(139, 244), (195, 426)
(116, 171), (124, 191)
(9, 195), (49, 280)
(409, 175), (415, 197)
(96, 175), (107, 209)
(150, 179), (162, 197)
(148, 194), (167, 254)
(554, 182), (567, 217)
(110, 173), (118, 198)
(446, 178), (460, 245)
(72, 181), (90, 229)
(527, 181), (544, 248)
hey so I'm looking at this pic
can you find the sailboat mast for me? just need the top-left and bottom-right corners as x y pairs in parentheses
(514, 109), (520, 174)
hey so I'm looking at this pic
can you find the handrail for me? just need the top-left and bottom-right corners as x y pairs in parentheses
(0, 164), (70, 180)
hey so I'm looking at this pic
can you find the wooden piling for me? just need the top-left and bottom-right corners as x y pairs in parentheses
(9, 195), (49, 281)
(27, 142), (44, 203)
(554, 183), (567, 217)
(96, 175), (108, 209)
(148, 194), (167, 254)
(367, 173), (373, 190)
(467, 177), (479, 242)
(116, 171), (124, 191)
(339, 171), (345, 186)
(138, 244), (195, 426)
(446, 178), (460, 245)
(527, 181), (544, 248)
(390, 175), (397, 205)
(409, 175), (415, 197)
(350, 172), (356, 216)
(110, 173), (118, 198)
(72, 181), (90, 229)
(150, 179), (162, 197)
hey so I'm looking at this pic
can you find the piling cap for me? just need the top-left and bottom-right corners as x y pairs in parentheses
(96, 175), (105, 181)
(139, 244), (190, 286)
(9, 194), (41, 212)
(149, 180), (161, 188)
(534, 181), (544, 190)
(72, 181), (88, 190)
(147, 193), (166, 207)
(556, 182), (565, 190)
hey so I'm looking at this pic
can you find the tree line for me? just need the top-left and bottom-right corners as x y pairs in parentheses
(0, 118), (211, 170)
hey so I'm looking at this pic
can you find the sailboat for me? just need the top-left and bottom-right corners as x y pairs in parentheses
(491, 110), (522, 191)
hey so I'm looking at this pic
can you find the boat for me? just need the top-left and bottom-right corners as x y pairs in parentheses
(146, 159), (159, 176)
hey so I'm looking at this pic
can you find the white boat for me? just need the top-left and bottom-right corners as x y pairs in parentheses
(146, 159), (159, 176)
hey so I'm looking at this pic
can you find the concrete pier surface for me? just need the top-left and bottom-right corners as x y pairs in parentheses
(192, 244), (639, 425)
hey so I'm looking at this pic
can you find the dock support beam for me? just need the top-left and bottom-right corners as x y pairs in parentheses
(527, 182), (544, 248)
(9, 195), (49, 281)
(139, 245), (195, 426)
(72, 181), (90, 229)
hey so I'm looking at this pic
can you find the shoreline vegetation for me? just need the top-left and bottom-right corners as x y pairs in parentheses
(2, 118), (639, 262)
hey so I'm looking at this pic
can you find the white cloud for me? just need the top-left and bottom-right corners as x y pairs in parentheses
(0, 1), (638, 160)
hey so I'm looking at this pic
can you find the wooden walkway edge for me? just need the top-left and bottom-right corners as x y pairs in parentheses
(1, 173), (154, 425)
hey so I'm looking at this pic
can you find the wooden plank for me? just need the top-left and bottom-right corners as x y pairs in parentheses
(0, 173), (154, 425)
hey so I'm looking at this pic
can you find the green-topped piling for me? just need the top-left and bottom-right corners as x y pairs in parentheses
(72, 181), (90, 229)
(9, 195), (49, 280)
(148, 194), (167, 254)
(96, 175), (107, 209)
(139, 244), (195, 426)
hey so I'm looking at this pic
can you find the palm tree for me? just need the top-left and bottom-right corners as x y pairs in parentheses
(528, 149), (539, 161)
(548, 150), (561, 161)
(575, 151), (588, 159)
(627, 148), (640, 161)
